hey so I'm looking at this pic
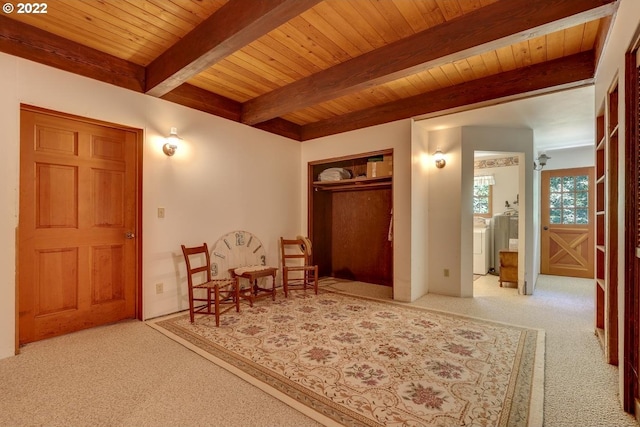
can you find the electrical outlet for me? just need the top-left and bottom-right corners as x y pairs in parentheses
(155, 283), (163, 294)
(444, 269), (450, 277)
(157, 207), (165, 219)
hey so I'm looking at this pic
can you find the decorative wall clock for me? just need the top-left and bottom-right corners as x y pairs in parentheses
(210, 230), (267, 279)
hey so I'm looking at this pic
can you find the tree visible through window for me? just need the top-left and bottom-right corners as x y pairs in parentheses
(549, 175), (589, 224)
(473, 182), (492, 217)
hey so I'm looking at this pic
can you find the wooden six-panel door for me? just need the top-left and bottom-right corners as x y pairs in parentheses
(19, 107), (139, 344)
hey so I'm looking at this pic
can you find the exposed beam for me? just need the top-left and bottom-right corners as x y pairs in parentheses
(161, 84), (242, 122)
(145, 0), (322, 97)
(300, 51), (595, 141)
(242, 0), (616, 125)
(253, 118), (302, 141)
(0, 16), (144, 92)
(161, 84), (301, 140)
(593, 1), (620, 74)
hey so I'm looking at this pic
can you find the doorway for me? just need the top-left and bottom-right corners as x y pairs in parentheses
(540, 167), (595, 278)
(472, 151), (522, 291)
(18, 106), (142, 346)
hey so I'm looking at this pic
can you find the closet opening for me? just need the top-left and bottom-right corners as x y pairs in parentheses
(308, 150), (394, 294)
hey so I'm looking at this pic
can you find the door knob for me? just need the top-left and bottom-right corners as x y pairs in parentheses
(125, 232), (135, 239)
(543, 226), (548, 231)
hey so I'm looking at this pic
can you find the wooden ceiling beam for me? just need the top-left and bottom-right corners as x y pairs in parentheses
(300, 51), (595, 141)
(0, 15), (144, 92)
(145, 0), (322, 97)
(242, 0), (617, 126)
(161, 84), (302, 140)
(594, 1), (620, 73)
(253, 118), (303, 141)
(160, 84), (242, 121)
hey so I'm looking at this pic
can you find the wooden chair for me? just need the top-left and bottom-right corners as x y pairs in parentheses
(280, 236), (318, 297)
(181, 243), (239, 326)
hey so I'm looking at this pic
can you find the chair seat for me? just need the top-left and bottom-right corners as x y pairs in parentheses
(284, 265), (316, 272)
(194, 279), (236, 290)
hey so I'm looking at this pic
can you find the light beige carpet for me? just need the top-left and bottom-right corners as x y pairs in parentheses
(148, 289), (544, 427)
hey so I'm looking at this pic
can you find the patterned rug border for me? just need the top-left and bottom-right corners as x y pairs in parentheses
(147, 289), (544, 427)
(147, 311), (344, 426)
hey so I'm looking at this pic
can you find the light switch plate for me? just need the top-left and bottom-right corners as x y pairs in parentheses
(158, 207), (165, 218)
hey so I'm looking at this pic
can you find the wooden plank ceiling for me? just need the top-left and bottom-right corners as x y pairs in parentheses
(0, 0), (618, 141)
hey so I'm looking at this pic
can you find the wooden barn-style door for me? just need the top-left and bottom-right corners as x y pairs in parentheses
(540, 167), (594, 278)
(18, 106), (141, 345)
(624, 42), (640, 416)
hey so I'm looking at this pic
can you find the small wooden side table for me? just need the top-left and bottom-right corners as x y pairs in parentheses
(499, 250), (518, 287)
(230, 267), (278, 307)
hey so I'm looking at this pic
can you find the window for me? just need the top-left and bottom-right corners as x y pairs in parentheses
(549, 175), (589, 224)
(473, 176), (493, 217)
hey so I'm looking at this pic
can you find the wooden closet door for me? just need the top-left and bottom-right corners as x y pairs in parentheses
(331, 188), (393, 286)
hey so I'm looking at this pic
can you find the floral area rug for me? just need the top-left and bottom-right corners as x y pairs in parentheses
(148, 290), (544, 427)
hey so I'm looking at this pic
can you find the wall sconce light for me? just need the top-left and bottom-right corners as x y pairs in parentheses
(162, 127), (181, 156)
(434, 149), (446, 169)
(533, 153), (551, 171)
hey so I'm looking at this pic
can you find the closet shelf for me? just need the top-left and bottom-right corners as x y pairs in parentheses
(313, 176), (391, 191)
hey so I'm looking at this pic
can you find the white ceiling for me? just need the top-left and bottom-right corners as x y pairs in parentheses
(415, 85), (595, 152)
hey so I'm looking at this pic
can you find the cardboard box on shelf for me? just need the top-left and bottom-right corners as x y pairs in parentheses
(366, 155), (393, 178)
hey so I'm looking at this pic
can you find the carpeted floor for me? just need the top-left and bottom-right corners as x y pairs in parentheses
(149, 288), (543, 426)
(0, 274), (637, 427)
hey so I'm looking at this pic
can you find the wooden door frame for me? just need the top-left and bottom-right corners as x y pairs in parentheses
(624, 35), (640, 415)
(307, 149), (394, 291)
(15, 105), (143, 353)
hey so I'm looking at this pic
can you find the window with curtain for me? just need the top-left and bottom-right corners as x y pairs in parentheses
(473, 175), (494, 217)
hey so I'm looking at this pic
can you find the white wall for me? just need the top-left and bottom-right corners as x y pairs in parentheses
(0, 53), (302, 359)
(410, 123), (430, 299)
(425, 128), (465, 296)
(0, 54), (20, 359)
(474, 159), (520, 216)
(593, 0), (640, 403)
(300, 120), (414, 301)
(543, 145), (594, 170)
